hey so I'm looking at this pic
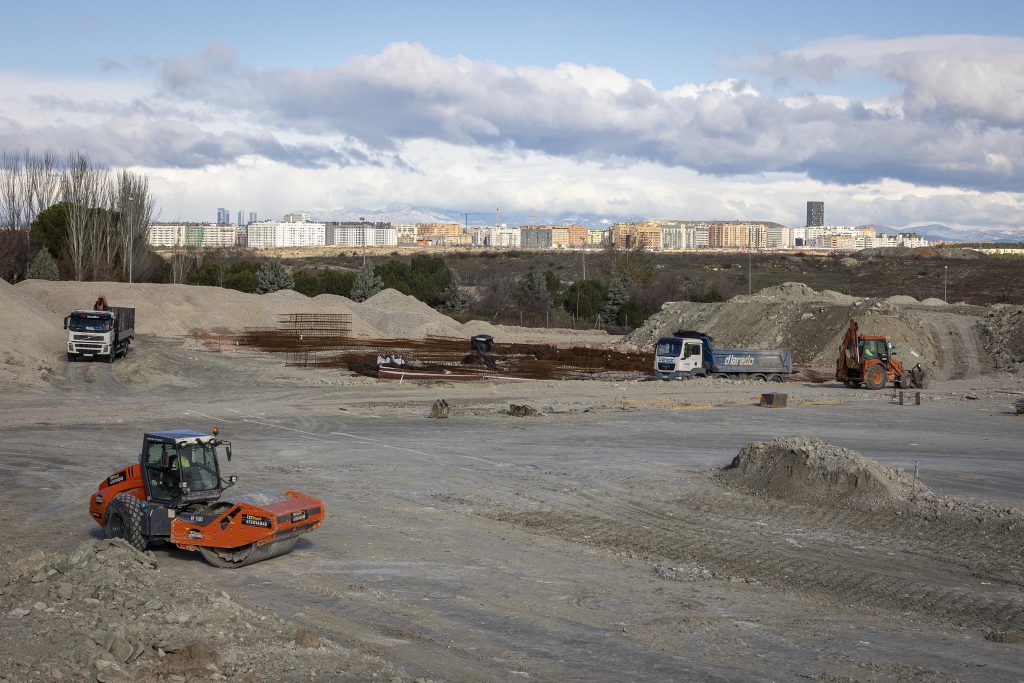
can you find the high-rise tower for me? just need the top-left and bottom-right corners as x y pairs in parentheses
(806, 201), (824, 227)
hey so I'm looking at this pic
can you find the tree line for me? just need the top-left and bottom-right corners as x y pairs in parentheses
(0, 150), (158, 283)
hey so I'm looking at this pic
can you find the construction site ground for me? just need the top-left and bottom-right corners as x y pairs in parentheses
(2, 335), (1023, 682)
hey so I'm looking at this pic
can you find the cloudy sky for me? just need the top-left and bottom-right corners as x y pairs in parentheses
(3, 1), (1023, 230)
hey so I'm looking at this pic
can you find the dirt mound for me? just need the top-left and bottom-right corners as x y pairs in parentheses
(978, 305), (1024, 373)
(719, 436), (933, 509)
(0, 277), (64, 386)
(920, 297), (948, 306)
(357, 288), (464, 338)
(736, 281), (856, 305)
(624, 280), (998, 380)
(0, 538), (406, 681)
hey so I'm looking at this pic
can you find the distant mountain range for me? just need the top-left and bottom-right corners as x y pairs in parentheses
(301, 206), (1021, 242)
(866, 224), (1023, 243)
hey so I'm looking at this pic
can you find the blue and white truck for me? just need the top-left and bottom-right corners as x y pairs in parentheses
(654, 330), (792, 382)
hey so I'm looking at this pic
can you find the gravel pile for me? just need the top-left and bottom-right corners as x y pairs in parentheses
(978, 305), (1024, 373)
(0, 539), (407, 682)
(718, 436), (934, 510)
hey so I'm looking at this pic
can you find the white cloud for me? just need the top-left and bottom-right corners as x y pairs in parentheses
(0, 39), (1022, 231)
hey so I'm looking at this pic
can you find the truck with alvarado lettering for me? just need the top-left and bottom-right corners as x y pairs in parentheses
(654, 330), (792, 382)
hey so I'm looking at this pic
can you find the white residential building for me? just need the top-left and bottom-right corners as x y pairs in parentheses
(148, 223), (187, 247)
(201, 224), (237, 248)
(246, 220), (326, 248)
(684, 223), (710, 249)
(765, 225), (793, 249)
(325, 222), (397, 247)
(148, 223), (235, 248)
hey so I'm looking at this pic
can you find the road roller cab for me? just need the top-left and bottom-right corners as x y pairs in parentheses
(89, 429), (324, 568)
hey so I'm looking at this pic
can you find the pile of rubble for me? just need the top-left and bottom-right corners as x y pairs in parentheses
(978, 305), (1024, 373)
(718, 436), (934, 510)
(0, 539), (407, 682)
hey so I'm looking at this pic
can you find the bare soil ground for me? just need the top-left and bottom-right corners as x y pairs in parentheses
(1, 334), (1023, 681)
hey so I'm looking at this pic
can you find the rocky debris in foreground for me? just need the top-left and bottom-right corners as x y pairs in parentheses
(0, 539), (408, 682)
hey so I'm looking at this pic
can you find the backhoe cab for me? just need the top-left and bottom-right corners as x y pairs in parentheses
(836, 319), (929, 390)
(89, 429), (324, 568)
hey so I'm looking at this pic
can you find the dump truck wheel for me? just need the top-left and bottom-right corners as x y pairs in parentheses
(753, 374), (768, 382)
(864, 366), (886, 390)
(104, 494), (147, 551)
(769, 374), (784, 383)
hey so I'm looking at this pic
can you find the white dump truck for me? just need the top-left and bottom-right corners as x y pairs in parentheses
(64, 296), (135, 363)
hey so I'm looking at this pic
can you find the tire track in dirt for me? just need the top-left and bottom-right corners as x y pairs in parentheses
(466, 472), (1024, 633)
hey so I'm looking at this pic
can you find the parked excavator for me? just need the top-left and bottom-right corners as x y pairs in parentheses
(89, 428), (324, 568)
(836, 319), (929, 390)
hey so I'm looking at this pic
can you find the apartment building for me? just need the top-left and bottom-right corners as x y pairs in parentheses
(587, 229), (609, 247)
(521, 227), (553, 249)
(659, 221), (685, 250)
(685, 223), (710, 249)
(246, 220), (325, 248)
(325, 221), (397, 247)
(416, 223), (463, 238)
(611, 221), (662, 250)
(393, 223), (417, 243)
(148, 223), (236, 248)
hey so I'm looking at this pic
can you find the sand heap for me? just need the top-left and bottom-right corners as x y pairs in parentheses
(719, 436), (933, 510)
(0, 538), (404, 682)
(0, 277), (64, 385)
(14, 280), (616, 348)
(734, 281), (857, 305)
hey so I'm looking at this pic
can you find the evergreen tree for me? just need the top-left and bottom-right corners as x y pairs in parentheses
(601, 276), (631, 323)
(256, 259), (294, 294)
(26, 249), (59, 280)
(440, 267), (471, 315)
(350, 260), (385, 302)
(514, 271), (550, 308)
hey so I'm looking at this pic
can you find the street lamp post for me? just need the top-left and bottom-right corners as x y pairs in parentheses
(944, 265), (948, 303)
(126, 195), (135, 284)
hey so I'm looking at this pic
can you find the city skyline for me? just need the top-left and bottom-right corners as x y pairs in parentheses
(2, 2), (1022, 233)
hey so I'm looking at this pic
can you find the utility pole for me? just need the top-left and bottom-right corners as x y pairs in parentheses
(944, 265), (948, 302)
(496, 208), (500, 228)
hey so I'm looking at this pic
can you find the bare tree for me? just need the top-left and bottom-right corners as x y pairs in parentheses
(116, 170), (155, 283)
(0, 152), (26, 230)
(91, 172), (117, 280)
(62, 152), (102, 281)
(24, 150), (61, 225)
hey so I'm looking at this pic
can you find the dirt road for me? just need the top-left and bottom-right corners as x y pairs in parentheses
(1, 340), (1023, 681)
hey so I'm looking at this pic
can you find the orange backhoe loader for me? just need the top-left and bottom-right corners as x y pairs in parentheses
(836, 319), (929, 390)
(89, 429), (324, 568)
